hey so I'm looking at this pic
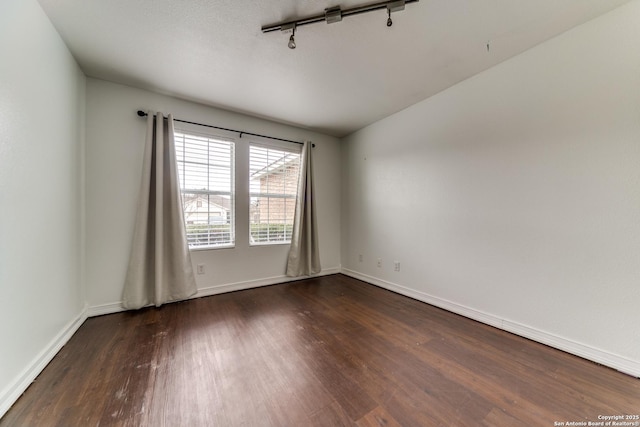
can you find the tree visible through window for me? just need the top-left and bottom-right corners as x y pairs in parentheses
(249, 145), (300, 244)
(175, 131), (235, 248)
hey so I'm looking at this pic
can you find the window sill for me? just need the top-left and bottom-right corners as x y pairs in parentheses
(189, 244), (235, 252)
(249, 241), (292, 247)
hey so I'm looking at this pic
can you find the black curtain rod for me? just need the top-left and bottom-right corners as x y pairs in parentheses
(137, 110), (312, 146)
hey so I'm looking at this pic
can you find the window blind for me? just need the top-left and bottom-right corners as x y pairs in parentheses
(249, 144), (301, 244)
(175, 131), (235, 248)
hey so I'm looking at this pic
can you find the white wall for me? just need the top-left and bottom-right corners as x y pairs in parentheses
(0, 0), (86, 416)
(341, 0), (640, 375)
(85, 79), (341, 311)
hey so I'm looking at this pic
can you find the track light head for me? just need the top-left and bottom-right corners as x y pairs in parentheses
(387, 0), (405, 27)
(282, 23), (296, 49)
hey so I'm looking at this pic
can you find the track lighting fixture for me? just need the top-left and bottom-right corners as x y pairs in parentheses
(288, 28), (296, 49)
(281, 23), (296, 49)
(263, 0), (417, 49)
(387, 0), (405, 26)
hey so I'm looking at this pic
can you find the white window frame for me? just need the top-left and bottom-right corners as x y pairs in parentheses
(249, 141), (301, 246)
(174, 128), (236, 250)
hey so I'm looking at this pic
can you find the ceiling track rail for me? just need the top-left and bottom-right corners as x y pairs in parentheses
(261, 0), (419, 33)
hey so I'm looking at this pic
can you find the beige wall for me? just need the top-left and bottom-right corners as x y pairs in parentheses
(342, 1), (640, 375)
(0, 0), (86, 416)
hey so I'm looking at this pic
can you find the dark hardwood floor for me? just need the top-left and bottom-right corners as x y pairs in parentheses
(2, 274), (639, 426)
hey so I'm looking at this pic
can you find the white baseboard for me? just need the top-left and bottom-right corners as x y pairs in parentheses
(86, 266), (342, 317)
(0, 306), (88, 419)
(195, 267), (341, 298)
(341, 268), (640, 378)
(87, 301), (124, 317)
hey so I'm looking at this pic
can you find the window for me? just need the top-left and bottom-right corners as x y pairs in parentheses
(175, 130), (235, 248)
(249, 144), (301, 244)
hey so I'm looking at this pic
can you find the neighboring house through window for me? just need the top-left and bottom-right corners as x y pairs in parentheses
(249, 144), (301, 244)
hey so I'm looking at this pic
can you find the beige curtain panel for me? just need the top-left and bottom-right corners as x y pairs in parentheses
(286, 141), (321, 277)
(122, 112), (197, 309)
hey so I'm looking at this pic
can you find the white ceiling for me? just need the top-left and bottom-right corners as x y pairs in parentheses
(37, 0), (630, 137)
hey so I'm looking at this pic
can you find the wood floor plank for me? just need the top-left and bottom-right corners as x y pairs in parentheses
(2, 274), (639, 426)
(356, 406), (403, 427)
(307, 400), (356, 427)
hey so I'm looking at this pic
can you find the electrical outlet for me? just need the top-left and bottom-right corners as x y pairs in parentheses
(377, 258), (382, 268)
(197, 264), (205, 275)
(358, 254), (363, 262)
(394, 261), (400, 272)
